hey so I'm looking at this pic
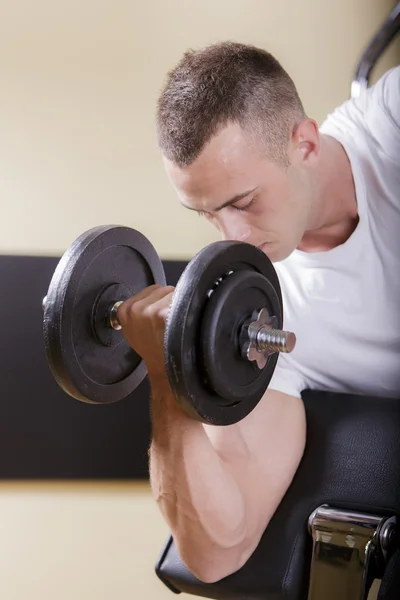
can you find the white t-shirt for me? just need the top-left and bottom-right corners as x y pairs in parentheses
(269, 66), (400, 399)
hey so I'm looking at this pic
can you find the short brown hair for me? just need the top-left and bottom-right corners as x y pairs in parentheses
(156, 41), (306, 167)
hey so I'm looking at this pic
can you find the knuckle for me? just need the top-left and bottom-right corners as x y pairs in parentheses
(143, 304), (155, 317)
(128, 301), (141, 319)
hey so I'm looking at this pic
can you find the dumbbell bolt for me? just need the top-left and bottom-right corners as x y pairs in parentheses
(241, 308), (296, 369)
(257, 327), (296, 354)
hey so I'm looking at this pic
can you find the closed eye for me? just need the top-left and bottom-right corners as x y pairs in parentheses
(232, 196), (257, 213)
(197, 195), (258, 217)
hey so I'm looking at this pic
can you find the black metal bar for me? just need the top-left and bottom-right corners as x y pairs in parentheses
(352, 2), (400, 97)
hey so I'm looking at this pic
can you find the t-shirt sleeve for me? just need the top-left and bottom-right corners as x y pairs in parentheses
(365, 66), (400, 162)
(320, 66), (400, 162)
(267, 355), (307, 399)
(380, 66), (400, 130)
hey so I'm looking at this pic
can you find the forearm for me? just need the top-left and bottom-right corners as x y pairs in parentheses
(149, 377), (248, 579)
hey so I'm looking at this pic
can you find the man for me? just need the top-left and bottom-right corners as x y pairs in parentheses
(118, 42), (400, 583)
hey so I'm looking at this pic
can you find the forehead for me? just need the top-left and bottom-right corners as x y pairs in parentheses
(164, 123), (264, 197)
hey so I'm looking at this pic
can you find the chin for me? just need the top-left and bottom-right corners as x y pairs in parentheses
(261, 245), (292, 263)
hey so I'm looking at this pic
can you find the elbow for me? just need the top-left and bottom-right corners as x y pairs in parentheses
(195, 566), (241, 585)
(183, 559), (236, 584)
(195, 570), (227, 585)
(179, 543), (253, 584)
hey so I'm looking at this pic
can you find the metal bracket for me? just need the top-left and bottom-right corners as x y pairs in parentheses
(308, 505), (397, 600)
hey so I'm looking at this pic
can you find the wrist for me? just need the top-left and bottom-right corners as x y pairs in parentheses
(148, 371), (196, 428)
(147, 368), (170, 389)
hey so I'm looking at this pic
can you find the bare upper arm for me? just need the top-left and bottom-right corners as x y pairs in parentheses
(237, 388), (306, 517)
(239, 387), (306, 464)
(204, 388), (306, 558)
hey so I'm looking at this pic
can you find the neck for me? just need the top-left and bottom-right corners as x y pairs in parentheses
(298, 135), (358, 253)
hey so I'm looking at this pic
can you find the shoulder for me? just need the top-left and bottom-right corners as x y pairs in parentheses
(323, 66), (399, 120)
(320, 67), (400, 161)
(367, 66), (400, 128)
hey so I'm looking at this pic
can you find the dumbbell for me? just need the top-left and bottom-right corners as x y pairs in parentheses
(42, 225), (296, 425)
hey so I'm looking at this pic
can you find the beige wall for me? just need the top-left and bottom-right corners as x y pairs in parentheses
(0, 0), (399, 260)
(0, 482), (173, 600)
(0, 1), (398, 599)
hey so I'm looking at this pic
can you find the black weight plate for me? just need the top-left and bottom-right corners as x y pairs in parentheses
(164, 241), (282, 426)
(43, 225), (166, 404)
(201, 269), (282, 404)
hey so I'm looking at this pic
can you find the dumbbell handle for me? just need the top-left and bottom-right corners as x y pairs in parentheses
(43, 297), (296, 363)
(110, 301), (124, 330)
(110, 301), (296, 368)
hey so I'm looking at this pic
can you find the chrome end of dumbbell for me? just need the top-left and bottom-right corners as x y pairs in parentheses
(109, 301), (123, 330)
(240, 308), (296, 370)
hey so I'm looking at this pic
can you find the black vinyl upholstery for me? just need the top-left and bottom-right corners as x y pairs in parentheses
(0, 254), (186, 479)
(156, 390), (400, 599)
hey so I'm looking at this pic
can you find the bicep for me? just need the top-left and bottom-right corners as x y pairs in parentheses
(205, 388), (306, 548)
(240, 389), (307, 543)
(239, 388), (306, 483)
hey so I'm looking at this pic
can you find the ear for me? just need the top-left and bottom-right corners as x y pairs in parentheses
(290, 119), (320, 166)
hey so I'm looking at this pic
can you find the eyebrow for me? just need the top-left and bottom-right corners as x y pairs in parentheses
(181, 187), (258, 213)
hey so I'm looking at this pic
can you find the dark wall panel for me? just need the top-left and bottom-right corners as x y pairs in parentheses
(0, 255), (187, 479)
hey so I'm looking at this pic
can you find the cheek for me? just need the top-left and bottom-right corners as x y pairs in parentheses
(247, 201), (278, 229)
(203, 214), (221, 231)
(249, 203), (265, 218)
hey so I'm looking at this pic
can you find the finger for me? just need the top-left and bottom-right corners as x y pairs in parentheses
(117, 285), (175, 324)
(143, 291), (175, 321)
(122, 284), (174, 309)
(124, 284), (163, 304)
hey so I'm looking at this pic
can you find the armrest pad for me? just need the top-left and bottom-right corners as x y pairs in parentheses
(155, 391), (400, 599)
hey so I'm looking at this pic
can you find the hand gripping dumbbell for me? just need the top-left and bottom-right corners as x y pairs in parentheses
(42, 225), (296, 425)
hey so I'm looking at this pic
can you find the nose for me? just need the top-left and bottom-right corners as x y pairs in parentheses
(217, 212), (251, 243)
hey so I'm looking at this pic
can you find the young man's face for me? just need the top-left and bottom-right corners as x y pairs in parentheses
(163, 122), (315, 263)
